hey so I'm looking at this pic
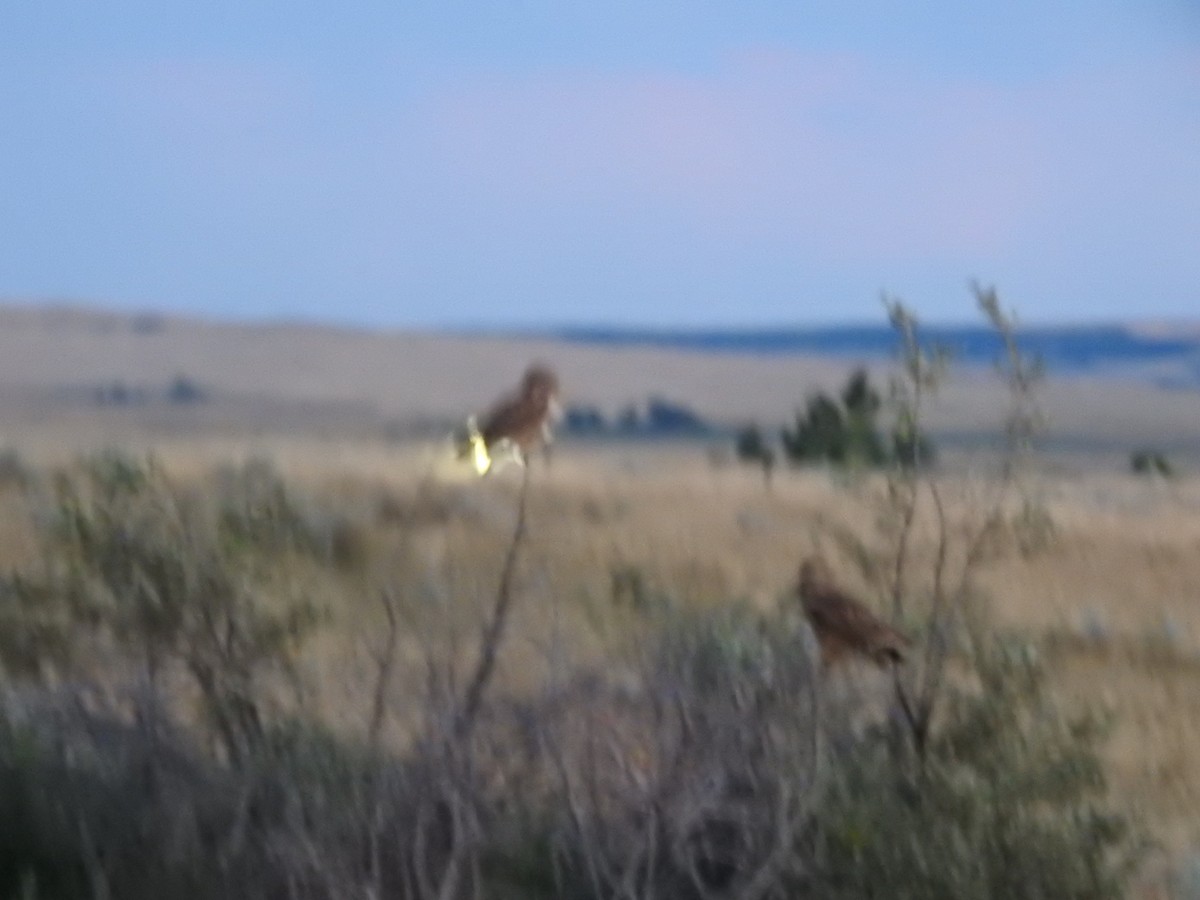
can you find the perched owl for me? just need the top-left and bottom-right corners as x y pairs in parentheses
(796, 554), (911, 670)
(457, 364), (563, 475)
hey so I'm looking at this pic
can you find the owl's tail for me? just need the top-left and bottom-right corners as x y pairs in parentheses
(451, 416), (493, 476)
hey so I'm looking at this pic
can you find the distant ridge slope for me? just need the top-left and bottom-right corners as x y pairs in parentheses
(551, 324), (1200, 374)
(1, 300), (1199, 454)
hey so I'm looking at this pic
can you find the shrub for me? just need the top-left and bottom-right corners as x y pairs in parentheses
(609, 562), (668, 613)
(0, 693), (413, 900)
(607, 398), (715, 437)
(494, 603), (1139, 900)
(563, 404), (608, 435)
(166, 374), (207, 404)
(783, 390), (851, 464)
(802, 637), (1141, 900)
(788, 285), (1136, 898)
(10, 454), (325, 762)
(93, 380), (149, 406)
(0, 448), (31, 490)
(782, 368), (932, 469)
(735, 424), (776, 486)
(1131, 448), (1174, 478)
(535, 602), (822, 900)
(644, 396), (712, 435)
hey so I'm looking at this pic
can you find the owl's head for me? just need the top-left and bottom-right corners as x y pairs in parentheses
(797, 554), (835, 596)
(521, 364), (560, 402)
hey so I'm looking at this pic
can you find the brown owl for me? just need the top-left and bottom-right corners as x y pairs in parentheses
(459, 364), (563, 475)
(796, 554), (910, 670)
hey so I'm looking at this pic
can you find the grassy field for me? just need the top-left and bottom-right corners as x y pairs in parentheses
(299, 442), (1200, 860)
(319, 441), (1200, 890)
(5, 433), (1194, 886)
(2, 303), (1200, 895)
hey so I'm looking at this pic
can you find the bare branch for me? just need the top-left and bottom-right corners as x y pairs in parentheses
(366, 587), (401, 748)
(454, 463), (532, 742)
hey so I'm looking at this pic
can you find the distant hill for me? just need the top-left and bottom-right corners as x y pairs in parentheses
(1, 301), (1199, 459)
(550, 324), (1200, 379)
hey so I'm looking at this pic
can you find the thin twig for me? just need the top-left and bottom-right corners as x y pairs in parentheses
(889, 360), (925, 622)
(453, 463), (532, 741)
(367, 587), (401, 748)
(889, 477), (919, 621)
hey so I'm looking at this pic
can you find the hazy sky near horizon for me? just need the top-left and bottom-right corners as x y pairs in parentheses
(2, 2), (1198, 328)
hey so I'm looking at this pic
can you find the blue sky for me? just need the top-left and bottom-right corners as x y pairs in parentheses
(2, 2), (1197, 327)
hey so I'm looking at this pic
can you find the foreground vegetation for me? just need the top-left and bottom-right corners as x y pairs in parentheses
(0, 453), (1140, 899)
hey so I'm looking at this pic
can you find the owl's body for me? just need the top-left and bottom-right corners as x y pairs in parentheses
(458, 365), (562, 474)
(797, 555), (910, 670)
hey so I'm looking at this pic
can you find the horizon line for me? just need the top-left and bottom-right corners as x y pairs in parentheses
(1, 296), (1198, 336)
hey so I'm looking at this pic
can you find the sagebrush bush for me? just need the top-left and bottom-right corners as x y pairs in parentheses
(0, 691), (405, 899)
(1131, 448), (1175, 478)
(0, 447), (31, 491)
(803, 637), (1141, 900)
(0, 581), (1141, 900)
(3, 454), (327, 762)
(735, 424), (776, 486)
(782, 368), (935, 470)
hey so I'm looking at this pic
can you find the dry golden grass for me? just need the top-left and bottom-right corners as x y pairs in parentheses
(57, 434), (1187, 860)
(415, 444), (1200, 864)
(1, 424), (1198, 883)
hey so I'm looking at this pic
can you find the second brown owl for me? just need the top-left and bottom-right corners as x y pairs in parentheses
(796, 554), (911, 670)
